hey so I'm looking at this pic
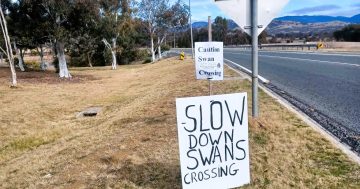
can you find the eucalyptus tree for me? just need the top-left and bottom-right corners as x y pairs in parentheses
(9, 0), (53, 71)
(8, 0), (40, 72)
(138, 0), (169, 62)
(213, 16), (228, 44)
(67, 0), (101, 67)
(157, 0), (188, 59)
(31, 0), (100, 77)
(0, 0), (17, 86)
(99, 0), (122, 70)
(99, 0), (138, 68)
(138, 0), (188, 61)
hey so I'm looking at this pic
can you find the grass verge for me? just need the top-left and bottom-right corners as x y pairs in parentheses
(0, 57), (359, 188)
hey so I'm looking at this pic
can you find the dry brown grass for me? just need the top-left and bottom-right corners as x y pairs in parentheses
(0, 57), (359, 189)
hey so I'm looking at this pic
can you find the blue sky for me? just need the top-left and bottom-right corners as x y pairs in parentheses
(184, 0), (360, 21)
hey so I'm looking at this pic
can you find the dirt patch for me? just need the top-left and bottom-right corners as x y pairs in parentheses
(0, 67), (98, 84)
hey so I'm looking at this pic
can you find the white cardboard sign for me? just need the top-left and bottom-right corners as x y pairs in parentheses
(195, 42), (224, 81)
(214, 0), (289, 36)
(176, 93), (250, 189)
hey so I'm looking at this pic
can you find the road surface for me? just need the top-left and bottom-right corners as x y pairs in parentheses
(180, 48), (360, 137)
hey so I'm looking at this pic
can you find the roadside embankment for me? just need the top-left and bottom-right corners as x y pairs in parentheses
(0, 57), (359, 188)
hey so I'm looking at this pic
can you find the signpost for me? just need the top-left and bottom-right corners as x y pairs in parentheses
(214, 0), (289, 117)
(195, 42), (224, 81)
(176, 93), (250, 189)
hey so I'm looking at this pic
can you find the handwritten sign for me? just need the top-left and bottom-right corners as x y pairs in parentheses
(195, 42), (224, 81)
(176, 93), (250, 189)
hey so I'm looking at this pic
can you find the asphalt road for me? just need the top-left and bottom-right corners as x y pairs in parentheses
(181, 48), (360, 135)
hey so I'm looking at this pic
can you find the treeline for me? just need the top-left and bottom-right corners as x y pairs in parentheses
(334, 25), (360, 42)
(0, 0), (188, 85)
(174, 16), (271, 48)
(174, 16), (360, 48)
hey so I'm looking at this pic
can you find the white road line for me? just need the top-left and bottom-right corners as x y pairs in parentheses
(224, 48), (360, 57)
(263, 51), (360, 57)
(225, 52), (360, 67)
(224, 59), (270, 84)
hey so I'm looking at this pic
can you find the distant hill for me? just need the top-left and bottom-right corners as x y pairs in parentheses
(192, 21), (208, 29)
(192, 20), (239, 29)
(267, 20), (348, 35)
(275, 14), (360, 23)
(191, 14), (360, 35)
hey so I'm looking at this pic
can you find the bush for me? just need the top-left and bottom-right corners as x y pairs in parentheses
(13, 57), (19, 65)
(136, 49), (149, 60)
(69, 56), (88, 67)
(334, 25), (360, 42)
(30, 50), (39, 56)
(25, 61), (40, 70)
(143, 57), (152, 64)
(161, 44), (171, 52)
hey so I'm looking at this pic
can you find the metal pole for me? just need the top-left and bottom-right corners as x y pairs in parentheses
(208, 77), (212, 96)
(208, 16), (212, 42)
(208, 16), (212, 96)
(189, 0), (194, 59)
(251, 0), (259, 117)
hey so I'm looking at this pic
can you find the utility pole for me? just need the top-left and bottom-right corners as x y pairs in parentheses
(251, 0), (259, 117)
(189, 0), (194, 59)
(208, 16), (212, 42)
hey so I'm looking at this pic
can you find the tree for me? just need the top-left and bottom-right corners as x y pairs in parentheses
(68, 0), (101, 68)
(334, 25), (360, 42)
(0, 1), (17, 86)
(99, 0), (123, 70)
(138, 0), (169, 62)
(9, 0), (53, 71)
(156, 0), (188, 59)
(8, 0), (37, 72)
(213, 16), (228, 43)
(259, 31), (268, 44)
(31, 0), (100, 77)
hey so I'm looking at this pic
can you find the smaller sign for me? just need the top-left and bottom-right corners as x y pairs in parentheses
(195, 42), (224, 81)
(176, 93), (250, 189)
(214, 0), (290, 36)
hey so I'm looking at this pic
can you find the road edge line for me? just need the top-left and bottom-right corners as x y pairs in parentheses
(224, 59), (270, 84)
(225, 63), (360, 165)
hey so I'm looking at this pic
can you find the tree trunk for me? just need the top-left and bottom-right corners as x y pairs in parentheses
(0, 7), (16, 86)
(39, 45), (46, 71)
(13, 42), (25, 72)
(158, 37), (162, 59)
(20, 48), (26, 68)
(56, 41), (71, 78)
(111, 38), (117, 70)
(173, 32), (176, 48)
(0, 52), (2, 64)
(151, 35), (155, 62)
(87, 52), (93, 68)
(111, 50), (116, 69)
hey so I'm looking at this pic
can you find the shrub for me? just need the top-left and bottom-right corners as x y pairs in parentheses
(25, 61), (40, 70)
(143, 57), (152, 64)
(30, 49), (39, 56)
(69, 56), (88, 67)
(161, 44), (171, 52)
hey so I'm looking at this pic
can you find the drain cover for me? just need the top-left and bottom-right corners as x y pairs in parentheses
(77, 107), (102, 118)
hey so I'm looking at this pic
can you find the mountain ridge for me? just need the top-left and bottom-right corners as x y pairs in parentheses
(275, 14), (360, 23)
(191, 14), (360, 35)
